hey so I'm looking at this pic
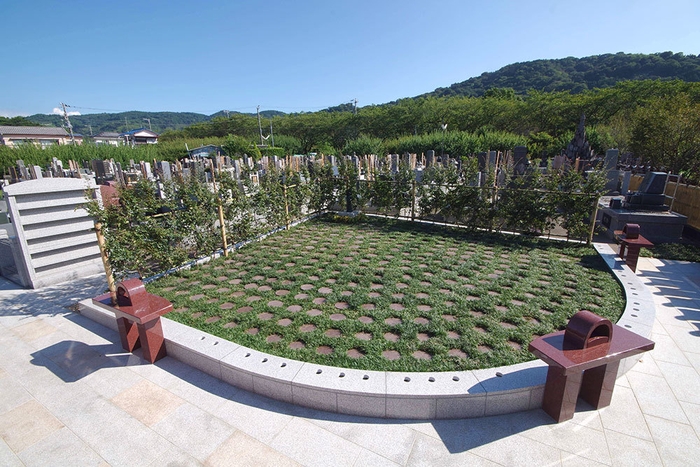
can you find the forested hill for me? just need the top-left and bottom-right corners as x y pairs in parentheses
(26, 111), (212, 136)
(25, 109), (288, 136)
(422, 52), (700, 98)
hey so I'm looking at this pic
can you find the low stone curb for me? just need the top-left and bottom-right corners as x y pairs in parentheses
(78, 242), (655, 419)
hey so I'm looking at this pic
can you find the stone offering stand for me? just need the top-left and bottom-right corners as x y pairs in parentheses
(80, 242), (655, 419)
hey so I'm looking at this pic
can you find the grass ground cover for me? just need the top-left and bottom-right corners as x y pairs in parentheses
(147, 215), (625, 372)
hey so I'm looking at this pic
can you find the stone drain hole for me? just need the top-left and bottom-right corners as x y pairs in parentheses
(339, 372), (345, 378)
(281, 363), (287, 367)
(363, 375), (369, 380)
(262, 358), (268, 363)
(496, 372), (503, 377)
(245, 353), (251, 357)
(316, 369), (322, 374)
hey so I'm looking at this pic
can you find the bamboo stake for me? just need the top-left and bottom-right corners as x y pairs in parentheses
(587, 196), (600, 245)
(283, 184), (291, 229)
(94, 222), (117, 304)
(209, 160), (229, 256)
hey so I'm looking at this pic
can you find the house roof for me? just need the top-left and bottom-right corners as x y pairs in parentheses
(120, 128), (159, 137)
(0, 126), (69, 137)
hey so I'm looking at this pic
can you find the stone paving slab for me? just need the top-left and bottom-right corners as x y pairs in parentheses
(1, 259), (700, 465)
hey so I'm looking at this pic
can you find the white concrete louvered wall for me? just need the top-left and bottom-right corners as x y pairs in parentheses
(3, 178), (104, 288)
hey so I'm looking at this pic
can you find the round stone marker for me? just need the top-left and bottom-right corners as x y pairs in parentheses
(355, 332), (372, 341)
(307, 309), (322, 317)
(414, 317), (430, 325)
(275, 289), (290, 296)
(358, 316), (374, 324)
(202, 284), (217, 290)
(417, 332), (430, 342)
(278, 318), (293, 326)
(258, 312), (274, 320)
(223, 322), (237, 328)
(346, 349), (364, 359)
(266, 334), (282, 343)
(220, 302), (234, 310)
(287, 305), (302, 313)
(312, 297), (326, 305)
(205, 316), (221, 323)
(384, 332), (400, 342)
(289, 341), (305, 349)
(334, 302), (349, 310)
(300, 324), (317, 332)
(477, 345), (491, 353)
(236, 306), (253, 314)
(416, 305), (432, 312)
(316, 346), (333, 355)
(447, 331), (460, 339)
(267, 300), (284, 308)
(508, 341), (522, 350)
(442, 314), (456, 322)
(244, 283), (258, 290)
(216, 288), (230, 294)
(245, 327), (259, 335)
(257, 285), (272, 292)
(412, 351), (432, 360)
(330, 313), (346, 321)
(190, 294), (205, 301)
(300, 284), (314, 291)
(246, 296), (261, 302)
(392, 293), (404, 299)
(340, 291), (353, 297)
(368, 292), (381, 298)
(360, 304), (375, 311)
(231, 291), (245, 298)
(191, 312), (203, 318)
(325, 329), (342, 338)
(318, 287), (333, 294)
(448, 349), (467, 359)
(389, 304), (404, 311)
(500, 322), (517, 330)
(382, 350), (401, 361)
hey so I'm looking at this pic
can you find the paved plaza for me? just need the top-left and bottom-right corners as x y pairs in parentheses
(1, 256), (700, 466)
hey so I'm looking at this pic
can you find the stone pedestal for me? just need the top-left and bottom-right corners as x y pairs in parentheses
(598, 206), (687, 243)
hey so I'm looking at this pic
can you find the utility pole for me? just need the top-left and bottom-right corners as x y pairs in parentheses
(60, 102), (76, 145)
(269, 118), (275, 148)
(257, 105), (264, 146)
(143, 118), (151, 131)
(224, 110), (230, 118)
(353, 98), (358, 115)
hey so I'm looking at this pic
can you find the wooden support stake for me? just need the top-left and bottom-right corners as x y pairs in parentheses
(94, 222), (117, 305)
(587, 196), (599, 245)
(209, 160), (229, 256)
(283, 184), (291, 229)
(411, 180), (416, 221)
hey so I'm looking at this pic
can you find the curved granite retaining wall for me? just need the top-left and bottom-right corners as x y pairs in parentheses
(79, 243), (656, 419)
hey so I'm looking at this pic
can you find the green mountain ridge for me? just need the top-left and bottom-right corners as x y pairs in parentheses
(21, 52), (700, 135)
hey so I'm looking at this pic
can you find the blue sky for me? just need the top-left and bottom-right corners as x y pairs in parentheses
(3, 0), (699, 117)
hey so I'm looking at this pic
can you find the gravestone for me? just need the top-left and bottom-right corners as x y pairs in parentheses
(604, 149), (620, 193)
(159, 161), (171, 182)
(620, 171), (632, 195)
(426, 150), (435, 167)
(513, 146), (528, 175)
(477, 152), (488, 171)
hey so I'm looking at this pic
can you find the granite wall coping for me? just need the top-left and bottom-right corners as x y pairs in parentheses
(79, 242), (655, 419)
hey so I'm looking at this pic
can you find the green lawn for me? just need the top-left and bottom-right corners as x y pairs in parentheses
(147, 215), (625, 372)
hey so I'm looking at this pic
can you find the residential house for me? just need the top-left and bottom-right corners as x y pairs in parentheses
(0, 126), (82, 148)
(93, 131), (123, 146)
(120, 128), (158, 146)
